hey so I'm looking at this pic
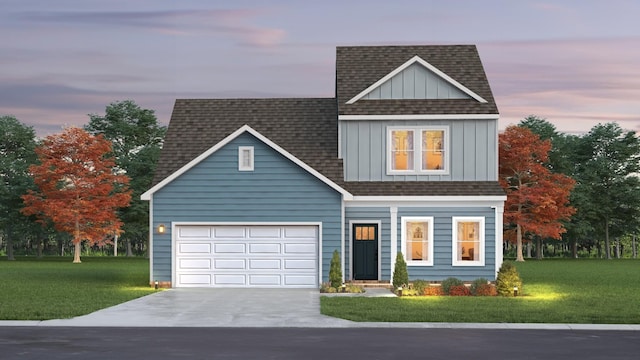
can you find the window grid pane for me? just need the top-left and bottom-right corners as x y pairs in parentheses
(391, 130), (414, 170)
(422, 130), (444, 170)
(406, 221), (428, 261)
(457, 221), (479, 261)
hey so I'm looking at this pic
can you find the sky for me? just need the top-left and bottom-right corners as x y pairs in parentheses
(2, 0), (640, 136)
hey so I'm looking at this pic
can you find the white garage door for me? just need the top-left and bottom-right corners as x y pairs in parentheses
(175, 225), (318, 288)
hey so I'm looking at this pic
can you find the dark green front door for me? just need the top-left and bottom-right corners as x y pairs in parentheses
(353, 224), (378, 280)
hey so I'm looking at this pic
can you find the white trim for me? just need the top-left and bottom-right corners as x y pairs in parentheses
(341, 201), (346, 283)
(494, 205), (504, 278)
(171, 222), (324, 287)
(387, 126), (450, 175)
(401, 216), (434, 266)
(148, 198), (154, 285)
(389, 206), (398, 284)
(452, 216), (485, 267)
(238, 146), (254, 171)
(348, 196), (506, 204)
(141, 125), (352, 200)
(348, 220), (382, 281)
(346, 55), (487, 104)
(339, 114), (499, 121)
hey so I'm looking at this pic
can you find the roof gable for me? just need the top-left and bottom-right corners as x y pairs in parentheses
(346, 56), (486, 104)
(141, 124), (352, 200)
(336, 45), (499, 116)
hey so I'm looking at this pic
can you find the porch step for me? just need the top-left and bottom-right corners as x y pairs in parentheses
(348, 281), (392, 289)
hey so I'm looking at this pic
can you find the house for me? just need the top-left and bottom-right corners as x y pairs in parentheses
(141, 45), (506, 288)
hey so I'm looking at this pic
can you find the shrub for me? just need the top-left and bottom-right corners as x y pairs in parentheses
(423, 285), (443, 296)
(319, 282), (337, 293)
(475, 283), (498, 296)
(392, 253), (409, 290)
(440, 277), (463, 294)
(449, 285), (472, 296)
(344, 284), (364, 293)
(470, 278), (490, 295)
(411, 280), (429, 295)
(329, 250), (342, 289)
(496, 261), (523, 297)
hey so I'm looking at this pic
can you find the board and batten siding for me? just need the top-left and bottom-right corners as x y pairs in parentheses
(397, 207), (497, 281)
(151, 132), (342, 283)
(344, 207), (391, 281)
(340, 119), (497, 182)
(363, 63), (469, 100)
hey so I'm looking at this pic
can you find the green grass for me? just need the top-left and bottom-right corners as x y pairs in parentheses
(0, 256), (156, 320)
(321, 259), (640, 324)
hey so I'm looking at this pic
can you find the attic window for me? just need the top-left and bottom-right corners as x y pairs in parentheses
(238, 146), (254, 171)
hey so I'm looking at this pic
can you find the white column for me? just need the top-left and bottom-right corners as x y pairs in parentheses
(389, 206), (398, 284)
(494, 205), (504, 278)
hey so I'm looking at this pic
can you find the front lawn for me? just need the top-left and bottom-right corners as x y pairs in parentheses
(321, 259), (640, 324)
(0, 256), (156, 320)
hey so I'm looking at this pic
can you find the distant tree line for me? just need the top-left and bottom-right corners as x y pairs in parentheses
(501, 116), (640, 260)
(0, 100), (166, 259)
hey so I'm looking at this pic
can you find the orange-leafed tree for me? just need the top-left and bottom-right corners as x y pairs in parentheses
(22, 127), (131, 263)
(499, 126), (575, 261)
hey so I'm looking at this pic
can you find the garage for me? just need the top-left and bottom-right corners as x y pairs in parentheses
(175, 225), (319, 288)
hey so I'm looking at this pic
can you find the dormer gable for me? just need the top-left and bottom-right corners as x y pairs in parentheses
(346, 55), (487, 104)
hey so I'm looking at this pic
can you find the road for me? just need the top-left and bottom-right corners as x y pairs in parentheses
(1, 327), (638, 359)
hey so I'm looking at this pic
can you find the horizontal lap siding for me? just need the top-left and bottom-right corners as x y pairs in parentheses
(398, 207), (496, 281)
(151, 133), (342, 283)
(344, 207), (391, 280)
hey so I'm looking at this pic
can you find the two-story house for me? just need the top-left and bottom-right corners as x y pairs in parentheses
(141, 45), (506, 288)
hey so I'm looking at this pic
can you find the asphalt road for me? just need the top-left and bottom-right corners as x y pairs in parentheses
(1, 327), (638, 360)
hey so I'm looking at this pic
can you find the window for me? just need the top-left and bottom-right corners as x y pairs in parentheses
(452, 217), (485, 266)
(238, 146), (254, 171)
(388, 127), (447, 173)
(401, 217), (434, 266)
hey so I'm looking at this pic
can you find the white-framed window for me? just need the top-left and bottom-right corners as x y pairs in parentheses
(388, 127), (448, 174)
(452, 217), (485, 266)
(238, 146), (254, 171)
(401, 217), (434, 266)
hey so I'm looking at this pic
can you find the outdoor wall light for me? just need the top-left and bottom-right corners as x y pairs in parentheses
(157, 224), (165, 234)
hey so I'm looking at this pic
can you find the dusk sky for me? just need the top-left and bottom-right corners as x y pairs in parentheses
(2, 0), (639, 136)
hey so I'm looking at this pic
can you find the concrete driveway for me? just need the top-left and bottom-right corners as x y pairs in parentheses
(40, 288), (352, 327)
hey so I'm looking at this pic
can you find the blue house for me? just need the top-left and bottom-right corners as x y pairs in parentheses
(141, 45), (506, 288)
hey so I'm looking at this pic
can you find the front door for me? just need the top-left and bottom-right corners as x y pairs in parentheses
(353, 224), (378, 280)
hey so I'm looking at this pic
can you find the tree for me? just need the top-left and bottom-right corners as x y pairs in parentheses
(572, 123), (640, 259)
(499, 126), (576, 261)
(329, 250), (342, 289)
(85, 100), (166, 256)
(22, 127), (132, 263)
(392, 252), (409, 289)
(0, 116), (38, 260)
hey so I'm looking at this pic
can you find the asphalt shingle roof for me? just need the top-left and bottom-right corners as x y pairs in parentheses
(336, 45), (499, 115)
(151, 45), (504, 198)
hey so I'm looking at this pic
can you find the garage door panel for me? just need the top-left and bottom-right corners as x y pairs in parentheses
(176, 225), (318, 288)
(179, 243), (211, 254)
(249, 243), (280, 254)
(214, 259), (246, 269)
(284, 243), (316, 254)
(214, 243), (245, 254)
(179, 274), (211, 285)
(179, 226), (212, 238)
(249, 227), (281, 238)
(179, 258), (211, 269)
(285, 259), (316, 269)
(249, 275), (281, 286)
(284, 227), (317, 239)
(214, 274), (247, 285)
(284, 275), (316, 286)
(249, 259), (281, 269)
(214, 227), (246, 238)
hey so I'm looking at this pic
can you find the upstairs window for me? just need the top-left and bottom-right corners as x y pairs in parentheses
(238, 146), (254, 171)
(388, 127), (447, 174)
